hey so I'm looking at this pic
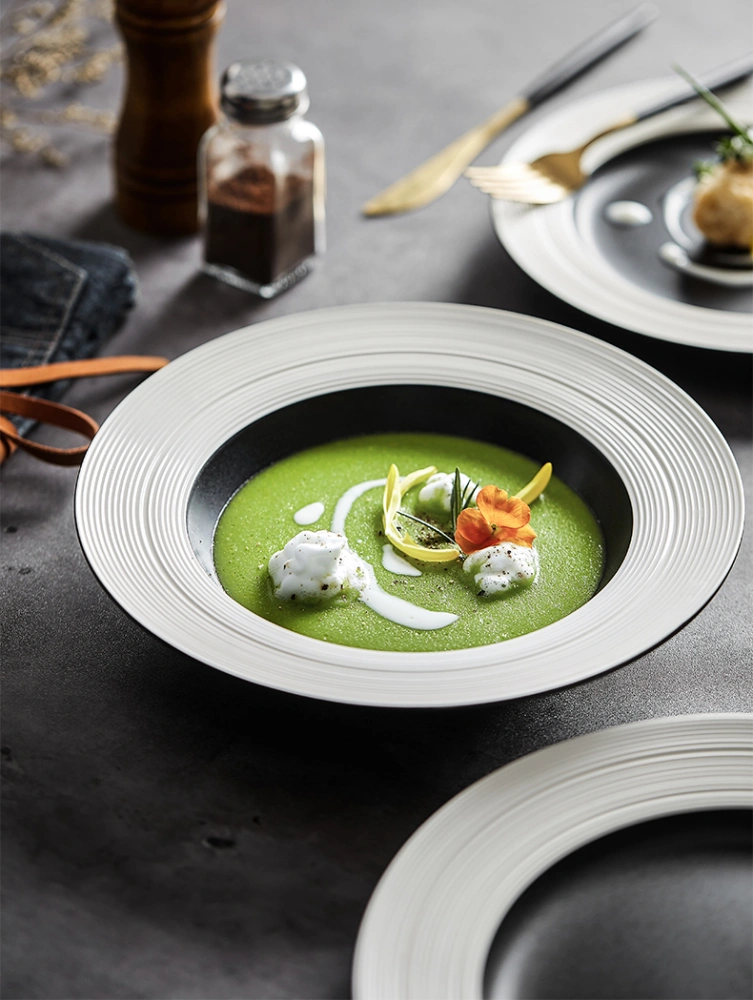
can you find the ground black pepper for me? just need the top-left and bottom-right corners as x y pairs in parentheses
(205, 164), (315, 286)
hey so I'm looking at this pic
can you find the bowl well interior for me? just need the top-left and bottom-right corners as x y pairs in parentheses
(484, 809), (753, 1000)
(187, 385), (633, 594)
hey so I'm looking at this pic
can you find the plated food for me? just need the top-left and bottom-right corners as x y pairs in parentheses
(688, 74), (753, 250)
(214, 433), (603, 652)
(494, 78), (753, 350)
(650, 67), (753, 289)
(75, 303), (744, 706)
(693, 140), (753, 249)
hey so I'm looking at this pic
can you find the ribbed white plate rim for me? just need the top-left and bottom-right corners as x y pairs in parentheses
(352, 712), (753, 999)
(75, 303), (744, 706)
(492, 77), (753, 352)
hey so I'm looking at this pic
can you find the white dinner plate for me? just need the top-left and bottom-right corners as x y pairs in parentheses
(352, 713), (753, 999)
(492, 78), (753, 351)
(75, 303), (744, 707)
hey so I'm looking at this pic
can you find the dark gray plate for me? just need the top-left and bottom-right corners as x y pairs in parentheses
(577, 132), (752, 314)
(484, 809), (753, 1000)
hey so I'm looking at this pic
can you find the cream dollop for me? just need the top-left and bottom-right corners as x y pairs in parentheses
(463, 542), (539, 598)
(418, 471), (479, 515)
(268, 530), (366, 603)
(269, 529), (457, 629)
(605, 200), (652, 226)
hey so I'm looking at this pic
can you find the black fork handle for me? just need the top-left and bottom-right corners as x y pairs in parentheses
(635, 52), (753, 122)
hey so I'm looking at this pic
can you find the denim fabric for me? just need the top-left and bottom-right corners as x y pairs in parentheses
(0, 232), (137, 435)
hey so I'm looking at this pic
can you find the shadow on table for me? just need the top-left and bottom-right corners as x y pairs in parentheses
(141, 270), (272, 351)
(70, 201), (191, 265)
(129, 632), (583, 844)
(71, 201), (272, 354)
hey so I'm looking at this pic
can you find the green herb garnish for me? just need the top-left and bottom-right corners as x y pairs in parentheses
(714, 132), (753, 164)
(673, 63), (753, 173)
(693, 159), (715, 180)
(450, 467), (479, 533)
(395, 509), (459, 549)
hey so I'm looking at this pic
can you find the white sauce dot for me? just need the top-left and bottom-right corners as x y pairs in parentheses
(293, 501), (325, 525)
(605, 200), (653, 227)
(382, 544), (422, 577)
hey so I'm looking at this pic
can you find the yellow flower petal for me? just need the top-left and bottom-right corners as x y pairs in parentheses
(386, 528), (460, 563)
(383, 463), (459, 563)
(400, 465), (436, 494)
(384, 463), (401, 522)
(514, 462), (552, 505)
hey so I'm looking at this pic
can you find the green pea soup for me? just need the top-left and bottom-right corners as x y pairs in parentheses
(213, 433), (604, 652)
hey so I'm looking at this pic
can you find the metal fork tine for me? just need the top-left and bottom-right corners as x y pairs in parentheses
(467, 166), (539, 182)
(489, 193), (563, 204)
(469, 177), (568, 203)
(468, 167), (553, 187)
(468, 175), (561, 195)
(468, 170), (551, 185)
(484, 187), (565, 204)
(466, 165), (527, 177)
(466, 144), (584, 203)
(464, 166), (502, 177)
(468, 174), (548, 190)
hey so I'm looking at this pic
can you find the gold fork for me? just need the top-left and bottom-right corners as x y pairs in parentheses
(466, 118), (636, 204)
(465, 54), (753, 205)
(361, 4), (660, 216)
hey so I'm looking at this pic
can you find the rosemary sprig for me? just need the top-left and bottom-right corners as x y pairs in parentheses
(462, 475), (477, 507)
(450, 467), (460, 531)
(673, 63), (753, 167)
(450, 467), (478, 532)
(396, 509), (459, 549)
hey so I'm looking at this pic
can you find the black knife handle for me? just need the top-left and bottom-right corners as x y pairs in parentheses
(525, 3), (659, 108)
(634, 52), (753, 122)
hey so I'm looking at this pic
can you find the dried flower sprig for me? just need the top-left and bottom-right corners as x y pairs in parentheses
(20, 101), (116, 128)
(0, 0), (120, 167)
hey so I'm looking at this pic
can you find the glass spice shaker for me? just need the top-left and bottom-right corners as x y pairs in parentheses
(199, 59), (325, 298)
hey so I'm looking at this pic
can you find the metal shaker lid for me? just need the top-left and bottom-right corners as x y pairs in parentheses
(220, 60), (310, 124)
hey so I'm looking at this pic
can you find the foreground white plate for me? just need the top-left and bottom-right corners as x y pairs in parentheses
(352, 713), (753, 999)
(76, 303), (743, 706)
(493, 78), (753, 351)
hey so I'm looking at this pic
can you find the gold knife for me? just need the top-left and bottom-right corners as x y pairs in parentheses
(362, 3), (659, 217)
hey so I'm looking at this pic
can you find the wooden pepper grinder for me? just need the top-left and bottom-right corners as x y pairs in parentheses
(114, 0), (225, 236)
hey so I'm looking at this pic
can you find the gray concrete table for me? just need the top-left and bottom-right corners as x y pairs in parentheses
(2, 2), (751, 997)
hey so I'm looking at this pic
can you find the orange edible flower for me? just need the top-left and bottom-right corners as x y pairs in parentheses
(455, 485), (536, 554)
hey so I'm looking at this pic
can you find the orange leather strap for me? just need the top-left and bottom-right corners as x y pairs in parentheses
(0, 355), (168, 467)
